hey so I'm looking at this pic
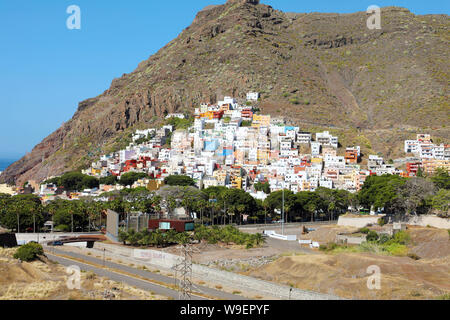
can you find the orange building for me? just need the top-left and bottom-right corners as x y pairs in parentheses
(345, 149), (359, 164)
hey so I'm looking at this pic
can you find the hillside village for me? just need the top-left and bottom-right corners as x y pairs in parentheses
(30, 93), (449, 200)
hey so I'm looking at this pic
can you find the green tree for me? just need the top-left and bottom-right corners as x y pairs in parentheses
(254, 182), (271, 194)
(13, 242), (44, 262)
(164, 175), (196, 187)
(99, 175), (118, 185)
(391, 177), (436, 215)
(431, 168), (450, 190)
(0, 194), (44, 232)
(431, 189), (450, 216)
(58, 171), (99, 191)
(119, 172), (149, 187)
(358, 175), (406, 213)
(265, 190), (298, 222)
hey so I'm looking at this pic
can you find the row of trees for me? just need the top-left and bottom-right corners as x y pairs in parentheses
(357, 168), (449, 217)
(43, 172), (197, 191)
(44, 171), (153, 190)
(118, 225), (265, 249)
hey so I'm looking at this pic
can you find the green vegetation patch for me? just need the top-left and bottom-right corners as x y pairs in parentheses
(13, 242), (44, 262)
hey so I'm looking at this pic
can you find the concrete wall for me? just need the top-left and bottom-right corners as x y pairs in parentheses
(336, 234), (366, 245)
(337, 215), (385, 228)
(15, 233), (101, 245)
(106, 210), (119, 242)
(338, 214), (450, 230)
(392, 215), (450, 229)
(263, 230), (297, 241)
(93, 242), (340, 300)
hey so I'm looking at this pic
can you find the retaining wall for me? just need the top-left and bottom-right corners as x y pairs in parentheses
(337, 215), (385, 228)
(391, 215), (450, 229)
(93, 242), (340, 300)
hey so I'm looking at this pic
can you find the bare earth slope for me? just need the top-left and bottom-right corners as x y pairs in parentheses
(0, 248), (165, 300)
(248, 253), (450, 300)
(2, 0), (449, 185)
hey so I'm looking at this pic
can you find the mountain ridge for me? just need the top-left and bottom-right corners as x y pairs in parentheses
(1, 1), (449, 185)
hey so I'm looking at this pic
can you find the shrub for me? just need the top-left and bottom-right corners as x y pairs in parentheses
(384, 243), (408, 256)
(289, 98), (300, 105)
(359, 227), (370, 234)
(366, 231), (379, 242)
(378, 234), (391, 244)
(13, 242), (44, 262)
(407, 253), (421, 260)
(359, 241), (384, 254)
(378, 218), (386, 226)
(391, 231), (410, 245)
(319, 242), (338, 252)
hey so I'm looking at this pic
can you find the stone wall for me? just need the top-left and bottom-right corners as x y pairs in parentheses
(391, 215), (450, 229)
(337, 215), (385, 228)
(336, 234), (366, 245)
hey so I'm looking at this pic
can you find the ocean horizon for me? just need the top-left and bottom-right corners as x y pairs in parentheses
(0, 159), (17, 172)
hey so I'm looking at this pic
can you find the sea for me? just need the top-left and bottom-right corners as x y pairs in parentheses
(0, 159), (16, 173)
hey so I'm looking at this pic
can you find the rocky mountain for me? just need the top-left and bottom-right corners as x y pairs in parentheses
(1, 0), (449, 185)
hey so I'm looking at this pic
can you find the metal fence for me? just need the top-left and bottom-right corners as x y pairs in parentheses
(126, 213), (150, 232)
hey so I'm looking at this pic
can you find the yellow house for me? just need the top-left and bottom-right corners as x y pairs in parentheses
(147, 179), (165, 191)
(213, 170), (228, 185)
(91, 168), (102, 176)
(422, 159), (450, 175)
(230, 176), (242, 189)
(252, 115), (271, 128)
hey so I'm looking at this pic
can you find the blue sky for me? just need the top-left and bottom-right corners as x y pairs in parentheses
(0, 0), (448, 159)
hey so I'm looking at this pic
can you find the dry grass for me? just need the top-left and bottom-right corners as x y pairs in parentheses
(0, 249), (168, 300)
(248, 251), (450, 300)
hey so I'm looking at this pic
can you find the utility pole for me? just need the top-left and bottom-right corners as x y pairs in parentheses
(223, 201), (226, 226)
(282, 186), (285, 236)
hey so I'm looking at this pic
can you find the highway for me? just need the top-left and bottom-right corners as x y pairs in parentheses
(45, 247), (247, 301)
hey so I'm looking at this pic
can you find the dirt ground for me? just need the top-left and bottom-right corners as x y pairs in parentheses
(407, 226), (450, 259)
(237, 225), (450, 300)
(247, 252), (450, 300)
(0, 248), (166, 300)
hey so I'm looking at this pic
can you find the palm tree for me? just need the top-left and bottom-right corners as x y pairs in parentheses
(237, 204), (246, 225)
(254, 233), (265, 246)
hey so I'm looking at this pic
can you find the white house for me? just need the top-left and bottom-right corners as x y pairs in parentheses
(246, 92), (260, 101)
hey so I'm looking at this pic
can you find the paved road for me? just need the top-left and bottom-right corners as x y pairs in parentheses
(46, 252), (188, 300)
(45, 247), (247, 300)
(238, 220), (337, 229)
